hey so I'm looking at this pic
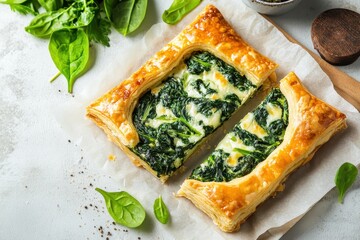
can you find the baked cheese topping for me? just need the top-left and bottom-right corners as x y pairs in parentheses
(190, 88), (289, 182)
(132, 51), (258, 177)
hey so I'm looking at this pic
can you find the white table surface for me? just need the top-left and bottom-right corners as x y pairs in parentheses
(0, 0), (359, 239)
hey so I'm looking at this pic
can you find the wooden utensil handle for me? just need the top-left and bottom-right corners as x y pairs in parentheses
(263, 15), (360, 112)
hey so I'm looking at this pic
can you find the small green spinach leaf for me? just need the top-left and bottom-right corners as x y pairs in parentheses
(49, 28), (89, 93)
(335, 162), (358, 204)
(153, 196), (170, 224)
(96, 188), (146, 228)
(85, 11), (111, 47)
(0, 0), (27, 4)
(162, 0), (201, 25)
(38, 0), (63, 11)
(9, 0), (40, 15)
(25, 0), (97, 38)
(104, 0), (147, 36)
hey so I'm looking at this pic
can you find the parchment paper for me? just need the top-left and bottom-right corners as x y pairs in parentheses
(55, 1), (360, 239)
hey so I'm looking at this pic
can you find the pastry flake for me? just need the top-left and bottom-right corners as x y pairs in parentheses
(86, 5), (278, 182)
(177, 72), (347, 232)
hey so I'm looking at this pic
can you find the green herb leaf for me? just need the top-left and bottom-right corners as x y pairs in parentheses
(86, 11), (111, 47)
(4, 0), (40, 16)
(153, 196), (170, 224)
(0, 0), (27, 4)
(49, 28), (89, 93)
(38, 0), (63, 11)
(95, 188), (146, 228)
(233, 148), (252, 156)
(162, 0), (201, 25)
(25, 0), (97, 38)
(335, 162), (358, 204)
(104, 0), (147, 36)
(10, 1), (39, 15)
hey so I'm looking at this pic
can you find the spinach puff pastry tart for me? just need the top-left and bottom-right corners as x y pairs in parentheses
(177, 72), (347, 232)
(86, 5), (278, 182)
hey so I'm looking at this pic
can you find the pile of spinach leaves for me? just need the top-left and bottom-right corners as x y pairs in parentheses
(190, 88), (289, 182)
(1, 0), (148, 93)
(1, 0), (204, 93)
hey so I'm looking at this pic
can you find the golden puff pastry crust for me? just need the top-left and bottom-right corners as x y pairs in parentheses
(86, 5), (278, 182)
(177, 72), (347, 232)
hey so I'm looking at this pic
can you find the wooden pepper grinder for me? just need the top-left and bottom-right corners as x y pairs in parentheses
(311, 8), (360, 66)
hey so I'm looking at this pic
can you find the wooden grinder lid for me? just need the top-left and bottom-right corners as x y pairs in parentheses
(311, 8), (360, 66)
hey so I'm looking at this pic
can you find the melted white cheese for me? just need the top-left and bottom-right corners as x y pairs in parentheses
(216, 132), (255, 167)
(181, 102), (207, 143)
(265, 102), (282, 126)
(206, 69), (250, 101)
(186, 102), (221, 128)
(174, 65), (251, 101)
(151, 85), (163, 95)
(146, 103), (176, 128)
(240, 113), (268, 139)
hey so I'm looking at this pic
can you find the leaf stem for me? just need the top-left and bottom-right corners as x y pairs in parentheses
(49, 71), (61, 83)
(338, 194), (344, 204)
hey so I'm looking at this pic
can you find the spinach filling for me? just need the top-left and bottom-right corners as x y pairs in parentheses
(132, 51), (257, 177)
(189, 88), (289, 182)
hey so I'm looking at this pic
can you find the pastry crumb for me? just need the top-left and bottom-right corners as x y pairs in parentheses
(108, 154), (116, 161)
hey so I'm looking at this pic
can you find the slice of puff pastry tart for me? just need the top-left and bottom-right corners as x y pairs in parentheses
(177, 72), (347, 232)
(86, 5), (278, 182)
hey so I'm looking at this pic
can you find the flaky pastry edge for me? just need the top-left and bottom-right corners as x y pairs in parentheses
(86, 5), (278, 182)
(177, 72), (347, 232)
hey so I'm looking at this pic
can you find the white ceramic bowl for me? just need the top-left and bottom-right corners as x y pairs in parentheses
(241, 0), (303, 15)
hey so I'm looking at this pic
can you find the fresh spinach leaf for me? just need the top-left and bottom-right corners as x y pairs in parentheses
(25, 0), (97, 38)
(38, 0), (63, 11)
(49, 28), (89, 93)
(0, 0), (27, 4)
(162, 0), (201, 25)
(85, 11), (111, 46)
(104, 0), (147, 36)
(9, 0), (40, 15)
(95, 188), (146, 228)
(335, 162), (358, 203)
(153, 196), (170, 224)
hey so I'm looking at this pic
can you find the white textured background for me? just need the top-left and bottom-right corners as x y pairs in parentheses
(0, 0), (359, 239)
